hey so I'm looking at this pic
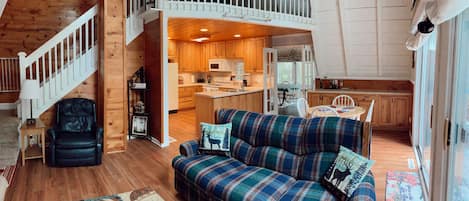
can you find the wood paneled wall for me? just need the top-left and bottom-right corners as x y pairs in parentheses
(144, 18), (163, 143)
(0, 92), (18, 103)
(0, 0), (96, 57)
(39, 72), (98, 127)
(99, 0), (127, 153)
(316, 79), (413, 92)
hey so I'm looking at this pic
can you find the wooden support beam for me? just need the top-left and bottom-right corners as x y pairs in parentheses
(99, 0), (128, 153)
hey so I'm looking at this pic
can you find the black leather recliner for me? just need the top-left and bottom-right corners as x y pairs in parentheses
(47, 98), (103, 167)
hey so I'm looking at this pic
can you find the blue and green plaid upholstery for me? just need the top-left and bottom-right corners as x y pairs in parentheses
(173, 109), (375, 201)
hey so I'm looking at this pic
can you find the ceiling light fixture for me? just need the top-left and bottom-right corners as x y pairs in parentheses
(200, 28), (209, 32)
(192, 37), (210, 43)
(233, 34), (241, 38)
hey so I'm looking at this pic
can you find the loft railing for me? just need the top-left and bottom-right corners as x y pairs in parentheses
(0, 58), (20, 92)
(155, 0), (314, 25)
(17, 5), (98, 119)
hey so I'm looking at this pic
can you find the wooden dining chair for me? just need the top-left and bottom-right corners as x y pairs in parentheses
(332, 95), (355, 107)
(309, 106), (339, 118)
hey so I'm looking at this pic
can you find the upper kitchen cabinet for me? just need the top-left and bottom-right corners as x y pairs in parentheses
(168, 39), (178, 59)
(208, 41), (226, 59)
(312, 0), (413, 79)
(225, 40), (244, 58)
(244, 37), (271, 73)
(178, 41), (202, 73)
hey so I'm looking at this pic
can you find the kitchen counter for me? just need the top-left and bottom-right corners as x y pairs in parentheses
(178, 83), (206, 87)
(310, 89), (412, 95)
(195, 87), (263, 98)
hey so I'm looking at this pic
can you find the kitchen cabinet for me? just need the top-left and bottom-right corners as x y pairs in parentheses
(200, 43), (210, 72)
(225, 40), (244, 58)
(208, 41), (226, 59)
(195, 91), (264, 133)
(168, 39), (177, 59)
(178, 85), (203, 109)
(244, 37), (271, 73)
(379, 95), (411, 128)
(307, 91), (412, 129)
(177, 41), (202, 73)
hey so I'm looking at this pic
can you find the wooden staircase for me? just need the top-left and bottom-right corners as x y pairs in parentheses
(17, 5), (98, 122)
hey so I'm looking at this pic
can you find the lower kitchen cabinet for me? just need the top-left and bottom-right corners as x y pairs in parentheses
(307, 91), (412, 130)
(178, 86), (203, 110)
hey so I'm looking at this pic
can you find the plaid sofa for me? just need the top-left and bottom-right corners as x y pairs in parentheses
(172, 109), (376, 201)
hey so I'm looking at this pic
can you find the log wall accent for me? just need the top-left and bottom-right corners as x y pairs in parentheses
(0, 0), (96, 57)
(99, 0), (127, 153)
(144, 18), (163, 143)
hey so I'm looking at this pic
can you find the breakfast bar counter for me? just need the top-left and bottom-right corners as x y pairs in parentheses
(195, 88), (264, 132)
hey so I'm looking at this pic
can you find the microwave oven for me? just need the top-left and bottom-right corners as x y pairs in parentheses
(208, 59), (243, 72)
(208, 59), (230, 72)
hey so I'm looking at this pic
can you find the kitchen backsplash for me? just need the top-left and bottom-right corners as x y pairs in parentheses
(178, 72), (264, 87)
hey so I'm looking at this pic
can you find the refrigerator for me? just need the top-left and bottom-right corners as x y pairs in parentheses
(169, 63), (179, 111)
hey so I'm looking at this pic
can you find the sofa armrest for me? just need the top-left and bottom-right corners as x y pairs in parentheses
(349, 172), (376, 201)
(47, 127), (59, 143)
(179, 140), (199, 157)
(94, 125), (104, 144)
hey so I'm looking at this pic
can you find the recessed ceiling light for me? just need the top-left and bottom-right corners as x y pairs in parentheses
(200, 28), (209, 32)
(168, 37), (172, 40)
(233, 34), (241, 38)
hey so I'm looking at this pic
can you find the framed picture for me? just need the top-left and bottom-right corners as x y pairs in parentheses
(132, 115), (148, 136)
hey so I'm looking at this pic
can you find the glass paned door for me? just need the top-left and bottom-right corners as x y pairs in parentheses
(416, 30), (438, 188)
(447, 8), (469, 201)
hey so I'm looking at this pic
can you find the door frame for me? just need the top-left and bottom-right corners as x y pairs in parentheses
(429, 19), (458, 201)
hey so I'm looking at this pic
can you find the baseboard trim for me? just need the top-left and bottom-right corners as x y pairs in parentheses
(150, 136), (170, 148)
(0, 103), (16, 110)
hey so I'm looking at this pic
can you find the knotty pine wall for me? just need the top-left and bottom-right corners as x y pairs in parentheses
(0, 0), (96, 57)
(0, 0), (96, 103)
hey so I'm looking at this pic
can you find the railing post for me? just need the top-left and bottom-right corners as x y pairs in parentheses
(17, 52), (28, 123)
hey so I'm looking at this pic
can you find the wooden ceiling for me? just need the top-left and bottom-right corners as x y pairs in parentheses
(168, 18), (308, 42)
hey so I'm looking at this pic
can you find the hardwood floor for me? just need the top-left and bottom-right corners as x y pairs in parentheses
(6, 109), (415, 201)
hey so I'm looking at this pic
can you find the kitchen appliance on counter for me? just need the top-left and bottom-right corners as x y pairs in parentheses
(209, 58), (244, 72)
(169, 63), (179, 112)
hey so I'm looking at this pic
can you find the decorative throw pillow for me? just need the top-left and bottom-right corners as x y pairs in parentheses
(321, 146), (375, 200)
(199, 122), (232, 155)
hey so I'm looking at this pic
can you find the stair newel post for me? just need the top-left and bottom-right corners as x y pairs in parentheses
(17, 52), (28, 123)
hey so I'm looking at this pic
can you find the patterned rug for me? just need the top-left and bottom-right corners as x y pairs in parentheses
(385, 171), (424, 201)
(80, 187), (164, 201)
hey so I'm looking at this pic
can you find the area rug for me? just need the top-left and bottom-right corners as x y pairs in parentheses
(0, 110), (19, 170)
(385, 171), (424, 201)
(81, 187), (164, 201)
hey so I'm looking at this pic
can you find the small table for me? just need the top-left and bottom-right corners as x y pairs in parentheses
(309, 105), (366, 120)
(20, 119), (46, 166)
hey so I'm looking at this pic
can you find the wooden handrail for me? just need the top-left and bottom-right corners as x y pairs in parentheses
(362, 99), (375, 158)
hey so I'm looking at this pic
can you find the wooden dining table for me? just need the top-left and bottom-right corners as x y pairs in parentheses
(308, 105), (366, 120)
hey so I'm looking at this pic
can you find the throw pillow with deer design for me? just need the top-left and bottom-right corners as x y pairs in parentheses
(199, 122), (232, 155)
(321, 146), (375, 200)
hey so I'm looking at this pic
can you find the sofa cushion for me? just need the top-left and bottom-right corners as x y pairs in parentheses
(303, 117), (363, 154)
(279, 181), (336, 201)
(218, 109), (307, 155)
(249, 145), (301, 178)
(298, 152), (338, 181)
(218, 109), (263, 146)
(55, 132), (97, 148)
(172, 155), (296, 201)
(230, 137), (255, 164)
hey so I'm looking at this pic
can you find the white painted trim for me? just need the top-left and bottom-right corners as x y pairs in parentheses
(161, 13), (170, 148)
(314, 76), (411, 81)
(337, 0), (349, 77)
(0, 103), (16, 110)
(0, 0), (6, 18)
(376, 0), (383, 76)
(150, 136), (170, 148)
(429, 20), (456, 201)
(22, 5), (98, 67)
